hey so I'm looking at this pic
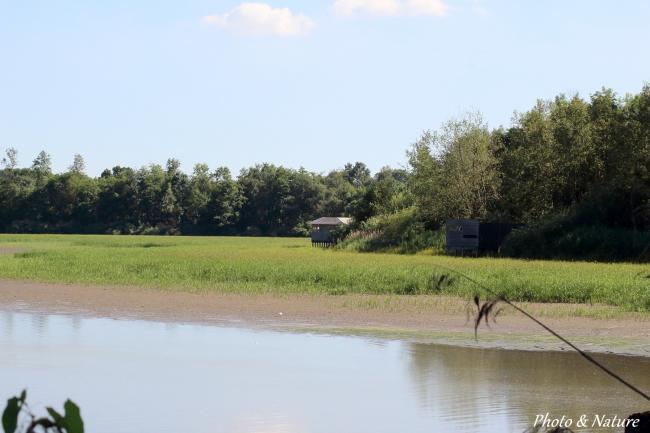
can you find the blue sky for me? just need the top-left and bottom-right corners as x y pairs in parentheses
(1, 0), (649, 176)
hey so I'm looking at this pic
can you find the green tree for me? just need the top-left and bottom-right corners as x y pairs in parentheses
(343, 162), (372, 188)
(549, 94), (596, 206)
(408, 113), (500, 226)
(68, 154), (86, 174)
(237, 164), (324, 235)
(1, 148), (18, 169)
(498, 101), (558, 221)
(42, 173), (98, 226)
(284, 168), (326, 234)
(237, 164), (293, 235)
(208, 167), (244, 230)
(161, 183), (181, 230)
(136, 164), (166, 228)
(96, 166), (139, 231)
(617, 84), (650, 230)
(31, 151), (52, 185)
(183, 163), (212, 227)
(318, 169), (357, 216)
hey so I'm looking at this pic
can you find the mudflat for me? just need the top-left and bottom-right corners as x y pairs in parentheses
(1, 279), (648, 357)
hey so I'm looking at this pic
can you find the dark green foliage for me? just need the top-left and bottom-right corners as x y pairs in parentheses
(2, 390), (83, 433)
(407, 113), (500, 227)
(0, 152), (370, 236)
(501, 185), (650, 261)
(399, 84), (650, 260)
(502, 219), (650, 262)
(497, 86), (650, 229)
(2, 391), (24, 433)
(339, 207), (444, 253)
(236, 164), (327, 235)
(61, 400), (84, 433)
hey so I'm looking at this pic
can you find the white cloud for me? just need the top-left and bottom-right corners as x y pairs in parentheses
(470, 0), (488, 16)
(334, 0), (448, 17)
(201, 3), (315, 37)
(333, 0), (401, 16)
(406, 0), (448, 16)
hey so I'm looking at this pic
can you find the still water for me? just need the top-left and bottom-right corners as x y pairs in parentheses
(1, 311), (648, 433)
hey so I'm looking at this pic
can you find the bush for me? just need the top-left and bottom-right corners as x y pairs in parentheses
(338, 207), (444, 254)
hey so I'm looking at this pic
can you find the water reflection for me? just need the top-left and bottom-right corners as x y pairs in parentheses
(406, 343), (650, 432)
(30, 313), (48, 336)
(2, 311), (13, 338)
(0, 310), (648, 433)
(71, 315), (82, 331)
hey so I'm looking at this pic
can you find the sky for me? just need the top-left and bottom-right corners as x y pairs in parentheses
(1, 0), (649, 176)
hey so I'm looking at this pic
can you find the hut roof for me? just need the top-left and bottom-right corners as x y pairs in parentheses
(309, 217), (352, 226)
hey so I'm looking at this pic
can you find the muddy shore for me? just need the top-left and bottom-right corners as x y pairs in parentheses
(1, 279), (649, 356)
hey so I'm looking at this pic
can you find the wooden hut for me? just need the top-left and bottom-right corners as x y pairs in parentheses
(309, 217), (352, 247)
(446, 219), (522, 256)
(446, 219), (479, 255)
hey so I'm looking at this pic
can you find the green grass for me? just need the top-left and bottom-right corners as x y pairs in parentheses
(0, 234), (649, 312)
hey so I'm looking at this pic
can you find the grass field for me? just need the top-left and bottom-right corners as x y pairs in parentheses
(0, 234), (649, 312)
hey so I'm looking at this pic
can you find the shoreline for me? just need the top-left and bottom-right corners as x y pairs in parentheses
(1, 279), (649, 357)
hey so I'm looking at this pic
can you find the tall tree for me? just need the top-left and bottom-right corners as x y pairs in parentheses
(69, 154), (86, 174)
(136, 164), (166, 228)
(1, 147), (18, 169)
(207, 167), (244, 230)
(96, 166), (139, 229)
(408, 113), (500, 226)
(32, 151), (52, 182)
(183, 163), (212, 227)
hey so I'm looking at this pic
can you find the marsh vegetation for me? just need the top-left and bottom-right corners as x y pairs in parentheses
(1, 234), (649, 312)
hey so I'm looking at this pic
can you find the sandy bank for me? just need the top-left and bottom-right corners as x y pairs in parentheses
(0, 279), (648, 356)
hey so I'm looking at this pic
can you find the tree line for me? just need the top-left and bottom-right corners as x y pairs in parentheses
(0, 148), (395, 236)
(1, 84), (649, 259)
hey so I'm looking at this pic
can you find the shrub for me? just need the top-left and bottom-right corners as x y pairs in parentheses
(338, 207), (444, 254)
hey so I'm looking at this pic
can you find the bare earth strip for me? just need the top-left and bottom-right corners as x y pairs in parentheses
(1, 279), (649, 357)
(0, 247), (24, 255)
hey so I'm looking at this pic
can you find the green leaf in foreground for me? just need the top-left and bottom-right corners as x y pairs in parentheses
(2, 396), (21, 433)
(46, 407), (65, 426)
(63, 400), (84, 433)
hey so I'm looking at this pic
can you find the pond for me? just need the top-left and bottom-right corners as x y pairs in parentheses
(1, 311), (648, 433)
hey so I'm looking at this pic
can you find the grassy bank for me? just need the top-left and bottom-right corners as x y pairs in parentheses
(0, 234), (649, 312)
